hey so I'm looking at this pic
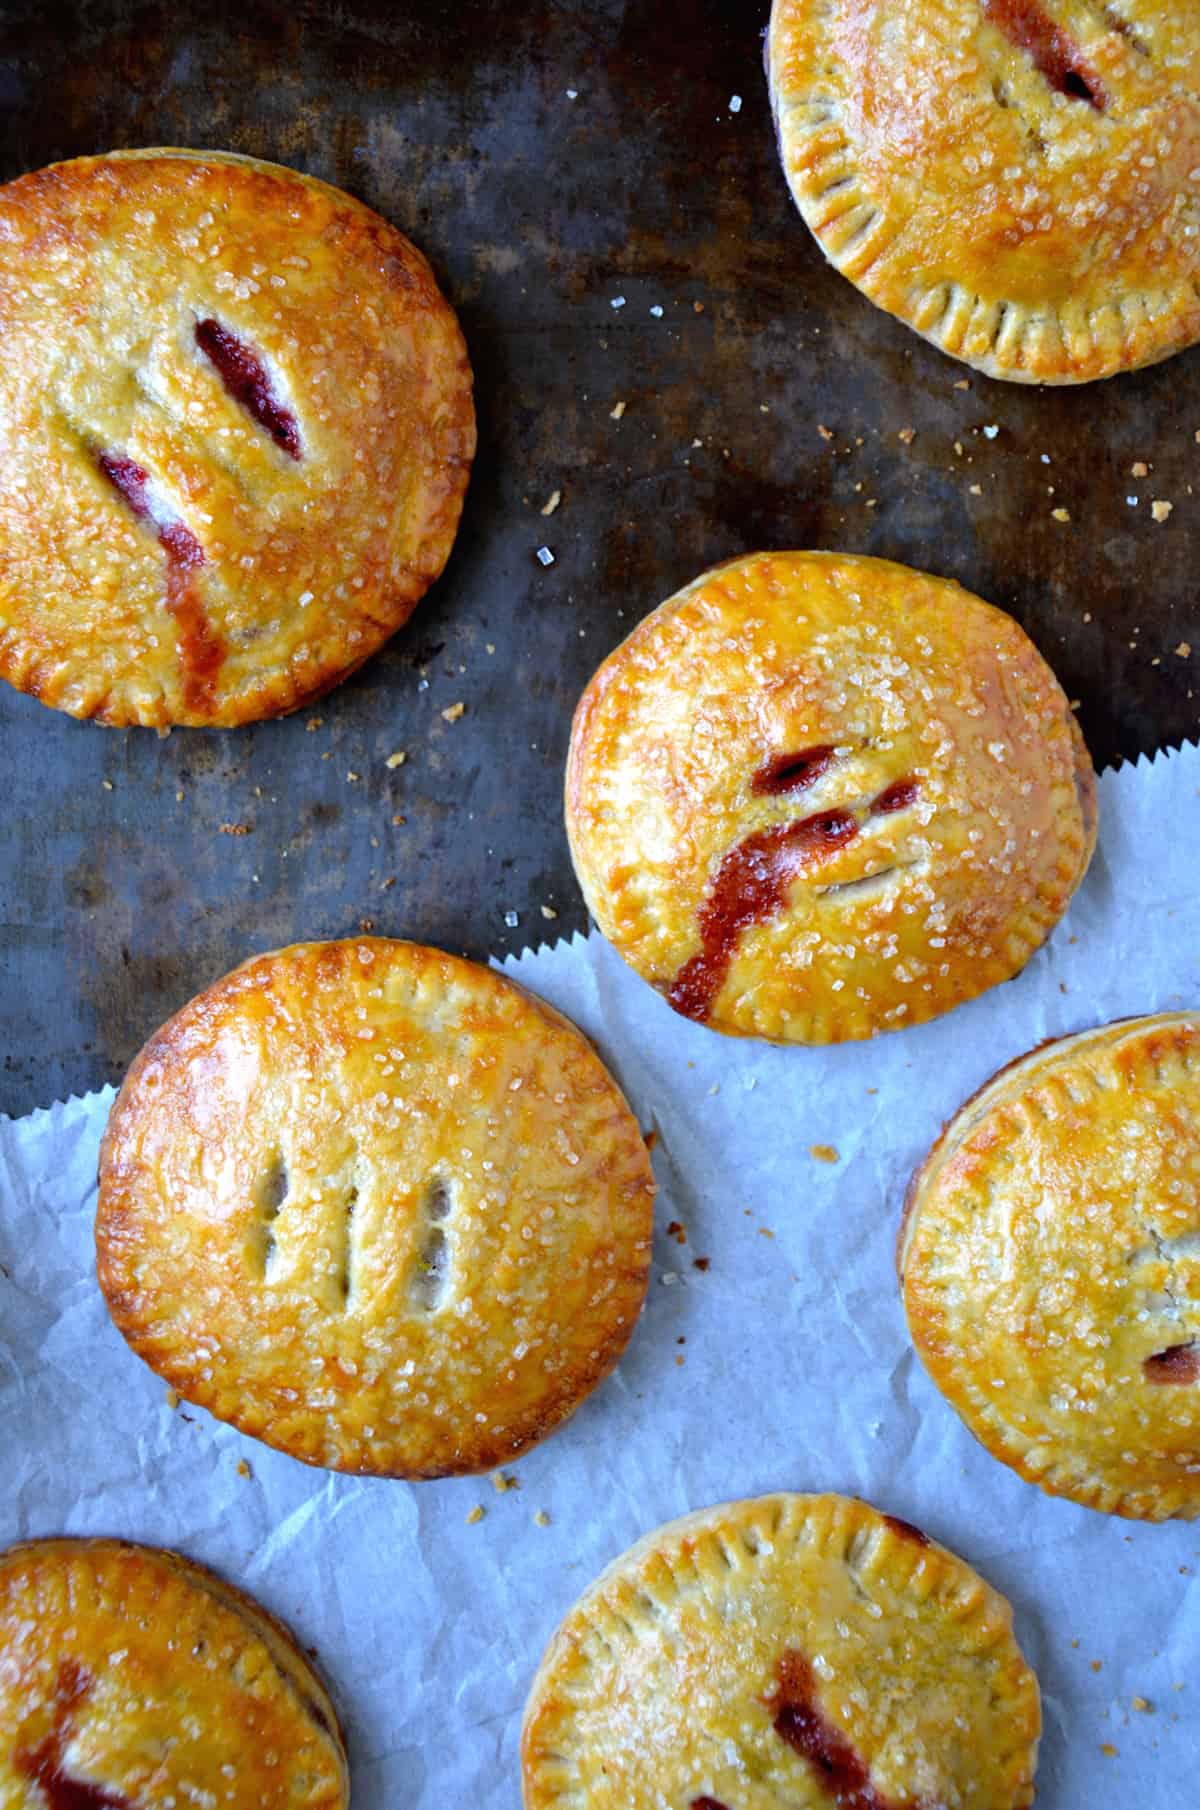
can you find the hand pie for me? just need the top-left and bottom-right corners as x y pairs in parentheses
(97, 938), (655, 1478)
(768, 1), (1200, 383)
(566, 551), (1096, 1044)
(903, 1011), (1200, 1520)
(522, 1492), (1041, 1810)
(0, 1538), (347, 1808)
(0, 148), (474, 727)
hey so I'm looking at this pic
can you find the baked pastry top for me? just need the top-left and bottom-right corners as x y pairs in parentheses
(566, 551), (1096, 1045)
(522, 1492), (1041, 1810)
(97, 938), (655, 1478)
(768, 0), (1200, 383)
(0, 1538), (347, 1808)
(0, 148), (474, 727)
(903, 1011), (1200, 1521)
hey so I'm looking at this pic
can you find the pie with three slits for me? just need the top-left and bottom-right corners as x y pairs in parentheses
(566, 551), (1096, 1044)
(0, 1537), (347, 1808)
(522, 1492), (1041, 1809)
(0, 148), (474, 727)
(768, 0), (1200, 383)
(96, 938), (655, 1478)
(903, 1011), (1200, 1520)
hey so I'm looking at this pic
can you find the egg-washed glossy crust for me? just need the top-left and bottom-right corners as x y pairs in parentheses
(0, 148), (475, 727)
(0, 1538), (347, 1808)
(522, 1492), (1041, 1810)
(903, 1012), (1200, 1521)
(96, 938), (655, 1478)
(768, 0), (1200, 383)
(566, 552), (1096, 1045)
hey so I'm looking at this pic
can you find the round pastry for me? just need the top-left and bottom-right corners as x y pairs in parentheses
(97, 938), (655, 1478)
(522, 1492), (1041, 1809)
(0, 1537), (347, 1808)
(0, 148), (474, 727)
(566, 551), (1096, 1044)
(767, 1), (1200, 383)
(903, 1011), (1200, 1521)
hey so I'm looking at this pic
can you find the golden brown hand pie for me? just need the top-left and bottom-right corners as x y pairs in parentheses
(566, 551), (1096, 1044)
(0, 1538), (347, 1809)
(0, 148), (474, 727)
(97, 938), (655, 1478)
(768, 0), (1200, 383)
(903, 1012), (1200, 1521)
(522, 1492), (1041, 1810)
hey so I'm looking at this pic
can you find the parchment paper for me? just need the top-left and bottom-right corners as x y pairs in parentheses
(4, 741), (1200, 1806)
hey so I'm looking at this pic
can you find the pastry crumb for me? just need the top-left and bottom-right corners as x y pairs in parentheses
(441, 701), (465, 723)
(1132, 1696), (1153, 1713)
(166, 1388), (179, 1410)
(1177, 642), (1192, 658)
(810, 1144), (840, 1164)
(346, 770), (361, 782)
(466, 1505), (485, 1525)
(610, 400), (627, 420)
(218, 822), (252, 836)
(817, 423), (833, 441)
(897, 427), (916, 445)
(101, 779), (114, 791)
(306, 716), (323, 731)
(392, 814), (406, 826)
(666, 1220), (688, 1245)
(385, 749), (407, 769)
(1100, 1744), (1118, 1758)
(693, 1256), (711, 1272)
(954, 378), (971, 390)
(237, 1459), (252, 1479)
(969, 483), (982, 496)
(175, 790), (184, 803)
(541, 489), (562, 516)
(1131, 461), (1149, 477)
(1051, 507), (1071, 523)
(534, 1510), (551, 1527)
(1151, 499), (1174, 523)
(492, 1470), (518, 1493)
(1091, 1660), (1103, 1673)
(540, 904), (558, 919)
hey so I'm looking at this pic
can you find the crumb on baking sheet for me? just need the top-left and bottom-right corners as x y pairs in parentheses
(392, 814), (406, 826)
(101, 779), (114, 791)
(534, 1510), (551, 1527)
(969, 483), (982, 496)
(898, 427), (915, 444)
(385, 749), (407, 769)
(492, 1470), (518, 1492)
(1177, 643), (1192, 658)
(541, 489), (562, 516)
(346, 770), (360, 782)
(817, 423), (833, 441)
(166, 1388), (179, 1410)
(1152, 499), (1174, 523)
(1131, 461), (1149, 477)
(693, 1256), (711, 1272)
(306, 716), (323, 731)
(610, 400), (627, 420)
(219, 822), (252, 836)
(441, 701), (465, 723)
(237, 1459), (252, 1479)
(1132, 1697), (1153, 1713)
(540, 904), (558, 919)
(666, 1220), (687, 1245)
(1052, 507), (1071, 522)
(1100, 1744), (1118, 1758)
(810, 1144), (839, 1164)
(466, 1505), (485, 1524)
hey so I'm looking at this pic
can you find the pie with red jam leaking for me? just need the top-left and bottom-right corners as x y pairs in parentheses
(903, 1011), (1200, 1520)
(96, 938), (655, 1477)
(566, 552), (1096, 1044)
(0, 1538), (347, 1808)
(0, 149), (475, 726)
(768, 0), (1200, 382)
(522, 1492), (1041, 1809)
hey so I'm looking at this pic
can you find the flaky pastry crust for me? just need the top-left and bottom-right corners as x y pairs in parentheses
(768, 1), (1200, 383)
(0, 1537), (347, 1808)
(96, 938), (655, 1478)
(0, 148), (475, 727)
(522, 1492), (1041, 1810)
(903, 1012), (1200, 1520)
(565, 552), (1096, 1044)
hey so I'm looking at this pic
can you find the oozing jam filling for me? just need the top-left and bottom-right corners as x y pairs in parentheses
(1144, 1343), (1200, 1385)
(13, 1662), (135, 1810)
(752, 746), (837, 797)
(691, 1799), (733, 1810)
(768, 1651), (929, 1810)
(983, 0), (1108, 109)
(668, 809), (858, 1022)
(667, 770), (920, 1023)
(195, 317), (302, 460)
(97, 452), (224, 714)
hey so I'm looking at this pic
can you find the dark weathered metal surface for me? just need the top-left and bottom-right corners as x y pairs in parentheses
(1, 0), (1197, 1115)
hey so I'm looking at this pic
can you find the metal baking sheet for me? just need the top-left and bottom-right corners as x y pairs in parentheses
(1, 0), (1197, 1114)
